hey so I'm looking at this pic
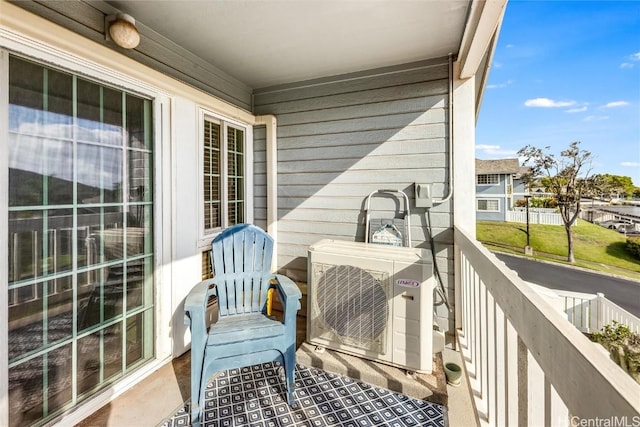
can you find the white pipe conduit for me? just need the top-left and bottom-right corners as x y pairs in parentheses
(432, 53), (454, 206)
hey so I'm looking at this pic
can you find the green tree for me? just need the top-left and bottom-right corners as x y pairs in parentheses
(590, 174), (636, 199)
(518, 141), (594, 263)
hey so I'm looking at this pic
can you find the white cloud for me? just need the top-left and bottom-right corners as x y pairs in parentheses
(476, 144), (500, 150)
(583, 115), (609, 122)
(602, 101), (629, 108)
(524, 98), (576, 108)
(475, 144), (518, 157)
(506, 44), (515, 49)
(566, 106), (587, 113)
(487, 79), (513, 89)
(621, 52), (640, 68)
(621, 162), (640, 167)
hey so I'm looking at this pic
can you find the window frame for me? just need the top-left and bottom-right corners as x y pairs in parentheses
(1, 47), (170, 427)
(477, 198), (500, 212)
(477, 174), (500, 185)
(198, 109), (253, 250)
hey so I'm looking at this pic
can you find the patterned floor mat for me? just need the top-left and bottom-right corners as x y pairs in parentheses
(160, 362), (447, 427)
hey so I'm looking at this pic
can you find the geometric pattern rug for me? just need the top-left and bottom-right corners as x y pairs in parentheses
(159, 362), (447, 426)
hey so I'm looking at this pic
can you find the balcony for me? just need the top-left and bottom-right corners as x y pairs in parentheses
(69, 228), (639, 426)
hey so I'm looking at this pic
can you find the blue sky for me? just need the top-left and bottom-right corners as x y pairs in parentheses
(476, 0), (640, 186)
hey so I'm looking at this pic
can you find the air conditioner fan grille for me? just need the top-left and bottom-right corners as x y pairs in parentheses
(315, 264), (388, 349)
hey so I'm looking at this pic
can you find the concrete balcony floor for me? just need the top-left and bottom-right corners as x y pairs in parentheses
(77, 290), (477, 427)
(77, 348), (476, 427)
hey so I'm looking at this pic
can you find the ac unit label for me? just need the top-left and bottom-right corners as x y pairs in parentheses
(396, 278), (420, 288)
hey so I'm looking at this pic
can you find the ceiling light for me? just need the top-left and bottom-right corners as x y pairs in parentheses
(106, 13), (140, 49)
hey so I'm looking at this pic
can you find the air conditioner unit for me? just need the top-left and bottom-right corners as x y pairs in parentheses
(307, 239), (435, 373)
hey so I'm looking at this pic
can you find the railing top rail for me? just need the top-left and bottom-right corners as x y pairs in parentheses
(543, 287), (599, 300)
(454, 226), (640, 419)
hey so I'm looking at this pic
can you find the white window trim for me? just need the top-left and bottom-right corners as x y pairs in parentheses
(477, 198), (500, 212)
(197, 108), (253, 251)
(476, 173), (500, 186)
(0, 49), (9, 427)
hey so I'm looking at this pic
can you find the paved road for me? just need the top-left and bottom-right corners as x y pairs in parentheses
(494, 253), (640, 316)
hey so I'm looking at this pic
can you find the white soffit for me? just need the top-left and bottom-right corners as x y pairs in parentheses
(106, 0), (471, 89)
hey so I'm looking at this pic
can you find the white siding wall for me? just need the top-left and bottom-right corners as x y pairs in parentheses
(253, 61), (455, 334)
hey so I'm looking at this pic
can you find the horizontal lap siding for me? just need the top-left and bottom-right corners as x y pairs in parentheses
(252, 62), (453, 332)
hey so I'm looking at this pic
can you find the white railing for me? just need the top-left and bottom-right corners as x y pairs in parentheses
(554, 290), (639, 334)
(525, 284), (640, 334)
(455, 227), (639, 426)
(513, 207), (559, 214)
(506, 210), (577, 226)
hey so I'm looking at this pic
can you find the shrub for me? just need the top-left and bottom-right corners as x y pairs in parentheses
(590, 321), (640, 384)
(591, 321), (633, 346)
(514, 197), (558, 209)
(626, 237), (640, 260)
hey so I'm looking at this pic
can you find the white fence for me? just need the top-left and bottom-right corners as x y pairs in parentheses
(526, 283), (640, 334)
(455, 227), (639, 426)
(557, 290), (639, 334)
(513, 207), (558, 214)
(506, 210), (577, 226)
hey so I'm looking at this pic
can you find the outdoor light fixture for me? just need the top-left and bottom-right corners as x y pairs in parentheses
(105, 13), (140, 49)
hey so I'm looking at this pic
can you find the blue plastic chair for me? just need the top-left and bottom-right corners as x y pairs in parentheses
(184, 224), (302, 426)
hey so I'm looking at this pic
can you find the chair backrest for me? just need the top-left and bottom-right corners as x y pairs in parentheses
(210, 224), (274, 317)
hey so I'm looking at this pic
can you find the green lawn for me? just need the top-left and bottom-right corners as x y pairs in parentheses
(476, 220), (640, 279)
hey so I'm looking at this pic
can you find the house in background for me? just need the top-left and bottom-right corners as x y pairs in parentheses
(1, 1), (637, 426)
(475, 158), (528, 221)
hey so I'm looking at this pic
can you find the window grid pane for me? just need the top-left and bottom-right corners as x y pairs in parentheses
(203, 120), (221, 231)
(227, 127), (244, 226)
(477, 174), (499, 185)
(478, 199), (499, 211)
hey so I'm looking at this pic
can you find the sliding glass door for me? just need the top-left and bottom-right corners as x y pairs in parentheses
(7, 55), (154, 426)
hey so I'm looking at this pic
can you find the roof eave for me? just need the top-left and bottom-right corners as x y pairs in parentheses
(456, 0), (508, 118)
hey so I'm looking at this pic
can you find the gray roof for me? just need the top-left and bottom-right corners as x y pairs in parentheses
(476, 158), (523, 175)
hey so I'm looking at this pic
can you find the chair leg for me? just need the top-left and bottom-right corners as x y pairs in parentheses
(191, 360), (208, 427)
(190, 402), (201, 427)
(190, 374), (201, 426)
(283, 346), (296, 405)
(190, 381), (203, 427)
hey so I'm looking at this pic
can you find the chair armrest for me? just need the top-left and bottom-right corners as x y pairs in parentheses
(272, 274), (302, 322)
(184, 278), (217, 328)
(273, 274), (301, 299)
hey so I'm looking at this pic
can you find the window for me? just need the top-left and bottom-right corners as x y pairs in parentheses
(203, 120), (222, 230)
(6, 55), (154, 426)
(477, 174), (499, 185)
(202, 115), (247, 237)
(477, 199), (500, 211)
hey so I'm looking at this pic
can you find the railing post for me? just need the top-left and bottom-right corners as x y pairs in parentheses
(518, 337), (528, 426)
(506, 322), (519, 425)
(454, 242), (462, 334)
(596, 292), (605, 332)
(527, 350), (544, 426)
